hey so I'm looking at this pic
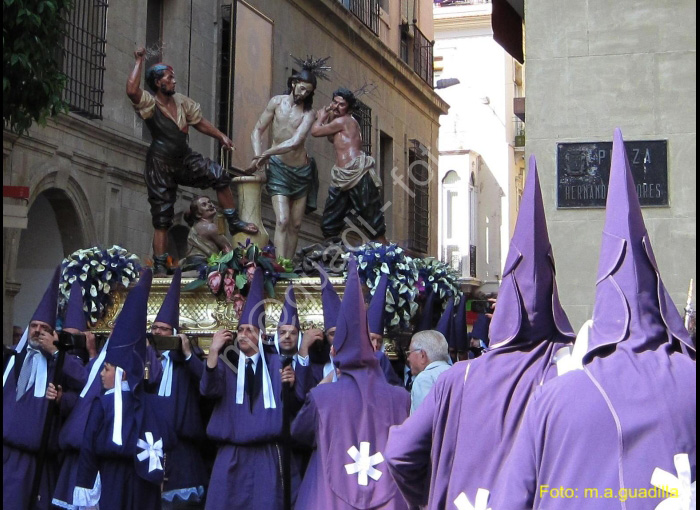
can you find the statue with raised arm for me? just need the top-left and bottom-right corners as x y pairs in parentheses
(126, 47), (257, 276)
(310, 88), (387, 243)
(249, 57), (329, 259)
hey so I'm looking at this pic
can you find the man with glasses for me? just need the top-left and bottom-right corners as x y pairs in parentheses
(406, 331), (451, 414)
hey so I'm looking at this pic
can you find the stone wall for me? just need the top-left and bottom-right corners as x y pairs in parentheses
(525, 0), (696, 328)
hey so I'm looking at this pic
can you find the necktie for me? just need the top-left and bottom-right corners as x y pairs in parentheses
(16, 348), (38, 401)
(245, 358), (255, 412)
(405, 372), (413, 391)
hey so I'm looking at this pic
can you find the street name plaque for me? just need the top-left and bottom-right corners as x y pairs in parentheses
(557, 140), (668, 208)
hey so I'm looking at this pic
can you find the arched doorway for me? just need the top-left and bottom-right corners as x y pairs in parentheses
(12, 189), (88, 329)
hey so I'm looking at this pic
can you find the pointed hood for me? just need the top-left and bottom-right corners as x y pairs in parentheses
(239, 267), (266, 331)
(63, 280), (88, 331)
(416, 288), (437, 332)
(489, 155), (574, 348)
(154, 268), (181, 330)
(105, 270), (153, 390)
(319, 266), (342, 331)
(436, 297), (455, 345)
(333, 257), (378, 369)
(453, 294), (468, 351)
(278, 283), (301, 330)
(367, 274), (389, 335)
(587, 129), (693, 359)
(30, 266), (61, 329)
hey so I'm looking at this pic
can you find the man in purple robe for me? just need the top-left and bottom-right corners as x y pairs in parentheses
(74, 270), (173, 510)
(52, 281), (103, 510)
(148, 269), (209, 507)
(491, 129), (696, 509)
(201, 267), (302, 510)
(3, 267), (87, 510)
(291, 257), (410, 509)
(384, 156), (576, 510)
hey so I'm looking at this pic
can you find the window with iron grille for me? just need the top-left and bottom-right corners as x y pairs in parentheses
(352, 101), (372, 156)
(62, 0), (108, 119)
(339, 0), (380, 36)
(408, 139), (430, 254)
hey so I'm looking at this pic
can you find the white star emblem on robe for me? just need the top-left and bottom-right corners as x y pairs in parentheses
(651, 453), (696, 510)
(455, 488), (492, 510)
(344, 441), (384, 486)
(136, 432), (164, 473)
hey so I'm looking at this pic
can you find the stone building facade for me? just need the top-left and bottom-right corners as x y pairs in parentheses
(2, 0), (448, 339)
(523, 0), (696, 328)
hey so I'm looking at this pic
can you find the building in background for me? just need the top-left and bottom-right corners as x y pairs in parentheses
(2, 0), (448, 340)
(433, 0), (524, 294)
(517, 0), (695, 328)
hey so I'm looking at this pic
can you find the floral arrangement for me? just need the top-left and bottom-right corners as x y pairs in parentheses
(354, 242), (419, 330)
(59, 245), (141, 325)
(184, 242), (297, 305)
(414, 257), (461, 310)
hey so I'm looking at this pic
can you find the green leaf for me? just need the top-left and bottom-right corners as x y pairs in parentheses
(235, 274), (247, 289)
(219, 250), (234, 264)
(264, 279), (275, 298)
(183, 279), (208, 291)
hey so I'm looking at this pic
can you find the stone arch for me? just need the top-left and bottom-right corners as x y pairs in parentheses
(11, 171), (97, 328)
(28, 169), (97, 252)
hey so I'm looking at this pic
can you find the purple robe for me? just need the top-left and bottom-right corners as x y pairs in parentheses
(308, 352), (402, 389)
(200, 354), (303, 510)
(291, 257), (411, 510)
(76, 391), (171, 510)
(385, 156), (575, 510)
(492, 129), (696, 509)
(153, 350), (208, 502)
(53, 355), (104, 509)
(3, 350), (86, 510)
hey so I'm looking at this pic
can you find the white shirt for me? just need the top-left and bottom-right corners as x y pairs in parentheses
(245, 353), (261, 374)
(410, 360), (452, 414)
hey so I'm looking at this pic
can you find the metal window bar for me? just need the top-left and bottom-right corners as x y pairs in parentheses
(62, 0), (108, 119)
(408, 140), (430, 254)
(352, 101), (372, 156)
(341, 0), (380, 36)
(218, 4), (235, 168)
(412, 24), (434, 86)
(469, 245), (477, 278)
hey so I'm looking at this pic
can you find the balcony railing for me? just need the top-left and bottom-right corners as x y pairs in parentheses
(340, 0), (380, 36)
(413, 25), (434, 86)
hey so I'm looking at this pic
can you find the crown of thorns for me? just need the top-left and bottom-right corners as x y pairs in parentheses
(290, 55), (332, 81)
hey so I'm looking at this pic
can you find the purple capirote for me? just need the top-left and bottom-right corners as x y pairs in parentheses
(63, 280), (88, 331)
(104, 270), (153, 391)
(154, 268), (181, 329)
(491, 129), (696, 509)
(238, 267), (266, 331)
(31, 265), (61, 329)
(278, 283), (301, 330)
(319, 266), (342, 331)
(385, 155), (575, 510)
(367, 273), (389, 335)
(434, 296), (454, 347)
(292, 257), (410, 509)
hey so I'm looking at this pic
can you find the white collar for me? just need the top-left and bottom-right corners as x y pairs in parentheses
(245, 352), (260, 372)
(105, 381), (130, 395)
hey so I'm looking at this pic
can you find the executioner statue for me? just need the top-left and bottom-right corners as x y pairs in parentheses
(248, 56), (330, 259)
(127, 47), (258, 276)
(311, 87), (387, 244)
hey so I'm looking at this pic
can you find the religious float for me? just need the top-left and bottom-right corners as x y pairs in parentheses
(57, 236), (462, 361)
